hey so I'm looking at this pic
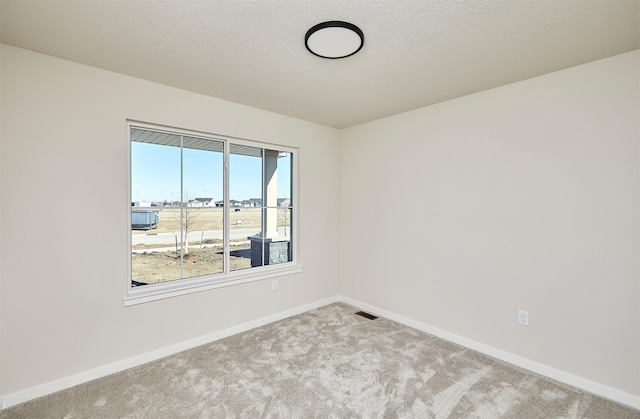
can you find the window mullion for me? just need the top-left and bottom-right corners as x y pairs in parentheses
(180, 135), (184, 279)
(261, 148), (266, 267)
(223, 140), (230, 274)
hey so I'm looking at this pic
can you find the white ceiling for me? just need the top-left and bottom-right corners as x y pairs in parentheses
(1, 1), (638, 128)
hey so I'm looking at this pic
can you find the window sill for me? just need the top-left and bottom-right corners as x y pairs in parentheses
(123, 264), (302, 306)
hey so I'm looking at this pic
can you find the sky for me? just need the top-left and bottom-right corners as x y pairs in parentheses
(131, 142), (291, 203)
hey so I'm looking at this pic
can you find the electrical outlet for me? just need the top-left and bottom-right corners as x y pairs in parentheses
(518, 310), (529, 326)
(272, 279), (278, 292)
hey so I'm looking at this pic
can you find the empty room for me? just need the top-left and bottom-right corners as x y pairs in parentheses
(1, 1), (639, 417)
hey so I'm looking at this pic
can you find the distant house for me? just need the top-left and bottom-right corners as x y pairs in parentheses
(241, 199), (262, 207)
(132, 201), (152, 207)
(204, 198), (287, 208)
(188, 197), (215, 207)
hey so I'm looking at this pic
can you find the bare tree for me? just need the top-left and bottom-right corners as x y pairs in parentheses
(177, 193), (202, 256)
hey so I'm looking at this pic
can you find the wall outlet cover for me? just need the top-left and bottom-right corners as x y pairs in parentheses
(518, 310), (529, 326)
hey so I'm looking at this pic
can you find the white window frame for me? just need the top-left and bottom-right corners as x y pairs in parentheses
(124, 120), (301, 306)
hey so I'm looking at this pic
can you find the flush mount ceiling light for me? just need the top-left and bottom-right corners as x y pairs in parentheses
(305, 21), (364, 59)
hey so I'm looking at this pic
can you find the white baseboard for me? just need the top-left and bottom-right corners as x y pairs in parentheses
(4, 295), (638, 411)
(1, 296), (340, 410)
(338, 296), (640, 410)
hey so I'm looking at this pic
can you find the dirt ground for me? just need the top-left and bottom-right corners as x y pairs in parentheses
(131, 206), (291, 285)
(132, 243), (253, 284)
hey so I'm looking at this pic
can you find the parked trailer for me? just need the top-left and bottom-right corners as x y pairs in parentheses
(132, 209), (159, 230)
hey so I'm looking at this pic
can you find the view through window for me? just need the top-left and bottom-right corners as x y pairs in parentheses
(130, 125), (293, 288)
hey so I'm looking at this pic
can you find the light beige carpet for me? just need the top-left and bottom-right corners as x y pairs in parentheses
(2, 302), (639, 418)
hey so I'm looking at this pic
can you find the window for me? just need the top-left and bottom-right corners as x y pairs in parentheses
(126, 122), (299, 305)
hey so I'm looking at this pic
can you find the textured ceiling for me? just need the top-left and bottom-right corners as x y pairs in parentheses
(1, 1), (639, 128)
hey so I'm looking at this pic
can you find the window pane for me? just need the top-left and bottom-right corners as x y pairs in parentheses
(131, 131), (224, 286)
(277, 206), (293, 262)
(277, 151), (293, 262)
(131, 140), (181, 285)
(181, 137), (224, 279)
(230, 144), (263, 271)
(245, 149), (293, 269)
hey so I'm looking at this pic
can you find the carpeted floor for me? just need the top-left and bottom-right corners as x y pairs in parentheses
(2, 302), (639, 418)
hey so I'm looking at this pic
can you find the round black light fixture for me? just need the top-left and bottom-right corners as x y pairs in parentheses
(305, 21), (364, 59)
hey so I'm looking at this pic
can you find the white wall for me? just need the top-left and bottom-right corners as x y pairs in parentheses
(0, 43), (3, 408)
(0, 45), (340, 396)
(340, 51), (640, 397)
(2, 42), (639, 406)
